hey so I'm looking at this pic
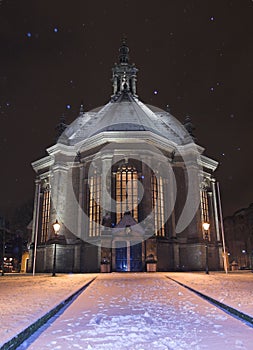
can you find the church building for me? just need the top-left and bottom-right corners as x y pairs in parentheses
(29, 40), (224, 273)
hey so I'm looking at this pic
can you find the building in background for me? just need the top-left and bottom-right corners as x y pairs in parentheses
(224, 203), (253, 269)
(0, 216), (14, 273)
(29, 41), (224, 273)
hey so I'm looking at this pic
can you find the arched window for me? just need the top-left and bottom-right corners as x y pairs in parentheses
(116, 165), (138, 223)
(152, 174), (165, 236)
(41, 185), (50, 243)
(88, 170), (101, 237)
(201, 189), (209, 237)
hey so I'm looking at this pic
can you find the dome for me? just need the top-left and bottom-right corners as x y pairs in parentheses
(58, 94), (192, 146)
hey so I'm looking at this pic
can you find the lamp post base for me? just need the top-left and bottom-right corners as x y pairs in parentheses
(205, 243), (209, 275)
(52, 243), (57, 277)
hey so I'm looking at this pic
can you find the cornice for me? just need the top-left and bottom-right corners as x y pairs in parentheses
(199, 154), (219, 172)
(31, 156), (53, 172)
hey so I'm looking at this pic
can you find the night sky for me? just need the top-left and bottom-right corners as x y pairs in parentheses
(0, 0), (253, 219)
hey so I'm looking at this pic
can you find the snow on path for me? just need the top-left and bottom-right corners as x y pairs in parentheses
(166, 272), (253, 318)
(22, 273), (253, 350)
(0, 274), (97, 347)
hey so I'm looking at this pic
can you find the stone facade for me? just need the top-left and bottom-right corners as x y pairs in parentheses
(28, 41), (224, 273)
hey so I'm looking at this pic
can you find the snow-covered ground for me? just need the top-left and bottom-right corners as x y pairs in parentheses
(0, 273), (97, 348)
(2, 272), (251, 350)
(166, 271), (253, 318)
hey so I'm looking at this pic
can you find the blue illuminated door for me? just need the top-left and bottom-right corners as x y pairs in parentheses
(115, 241), (127, 272)
(115, 241), (143, 272)
(130, 242), (142, 272)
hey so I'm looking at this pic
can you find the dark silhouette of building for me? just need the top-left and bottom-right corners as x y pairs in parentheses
(224, 203), (253, 269)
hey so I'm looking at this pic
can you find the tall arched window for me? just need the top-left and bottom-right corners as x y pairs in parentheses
(201, 189), (209, 237)
(116, 165), (138, 223)
(41, 185), (51, 243)
(152, 174), (165, 236)
(88, 170), (101, 237)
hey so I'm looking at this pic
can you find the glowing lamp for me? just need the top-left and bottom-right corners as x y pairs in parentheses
(202, 222), (210, 231)
(53, 220), (61, 234)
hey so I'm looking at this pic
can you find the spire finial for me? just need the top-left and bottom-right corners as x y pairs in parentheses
(79, 102), (84, 116)
(184, 115), (197, 142)
(165, 104), (171, 113)
(119, 36), (129, 64)
(55, 113), (67, 141)
(111, 38), (138, 99)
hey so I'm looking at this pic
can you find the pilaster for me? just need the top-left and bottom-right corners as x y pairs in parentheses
(211, 178), (221, 241)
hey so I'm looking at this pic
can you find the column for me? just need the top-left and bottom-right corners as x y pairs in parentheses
(211, 178), (221, 241)
(101, 156), (113, 218)
(141, 157), (153, 222)
(77, 165), (84, 238)
(31, 178), (41, 274)
(31, 178), (41, 243)
(168, 163), (176, 238)
(207, 191), (216, 242)
(131, 76), (137, 95)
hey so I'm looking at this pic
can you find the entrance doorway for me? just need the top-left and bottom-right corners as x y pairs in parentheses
(130, 242), (142, 271)
(115, 241), (127, 272)
(115, 241), (142, 272)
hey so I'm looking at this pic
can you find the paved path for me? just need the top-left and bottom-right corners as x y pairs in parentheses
(19, 273), (253, 350)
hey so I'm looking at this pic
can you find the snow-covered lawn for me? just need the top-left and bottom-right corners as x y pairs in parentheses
(1, 272), (253, 349)
(0, 273), (97, 347)
(10, 272), (253, 350)
(166, 271), (253, 318)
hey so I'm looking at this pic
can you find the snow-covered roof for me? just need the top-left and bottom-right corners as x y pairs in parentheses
(58, 94), (192, 146)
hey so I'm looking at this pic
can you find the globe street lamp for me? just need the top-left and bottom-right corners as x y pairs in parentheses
(203, 222), (210, 275)
(52, 220), (60, 277)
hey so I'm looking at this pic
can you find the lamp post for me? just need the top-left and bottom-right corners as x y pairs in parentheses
(241, 249), (247, 268)
(203, 222), (210, 275)
(52, 220), (60, 277)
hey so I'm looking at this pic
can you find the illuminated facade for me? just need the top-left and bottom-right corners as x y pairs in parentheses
(29, 41), (224, 273)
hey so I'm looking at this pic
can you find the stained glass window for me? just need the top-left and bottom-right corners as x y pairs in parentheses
(116, 165), (138, 223)
(88, 171), (101, 236)
(41, 187), (50, 242)
(152, 174), (165, 236)
(201, 189), (210, 238)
